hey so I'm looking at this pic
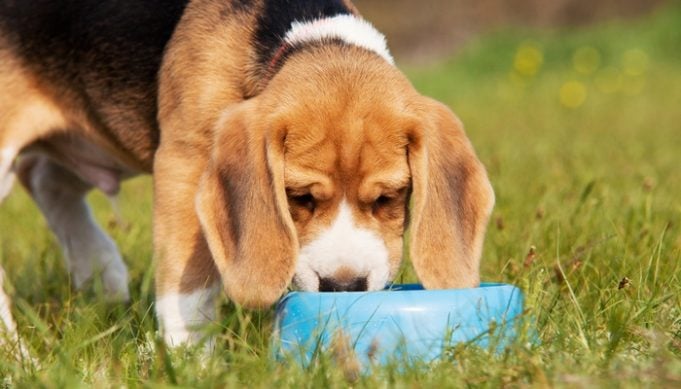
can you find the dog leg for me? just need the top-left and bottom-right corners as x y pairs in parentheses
(0, 266), (34, 361)
(0, 265), (29, 360)
(155, 285), (219, 349)
(153, 146), (220, 348)
(0, 148), (19, 347)
(0, 266), (17, 335)
(17, 155), (129, 301)
(0, 147), (17, 202)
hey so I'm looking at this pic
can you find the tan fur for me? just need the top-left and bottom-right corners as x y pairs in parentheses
(407, 99), (495, 289)
(153, 1), (260, 300)
(1, 0), (494, 318)
(0, 53), (67, 155)
(194, 102), (298, 308)
(0, 42), (156, 175)
(190, 43), (493, 304)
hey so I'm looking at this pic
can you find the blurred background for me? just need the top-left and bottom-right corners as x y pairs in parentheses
(347, 0), (681, 303)
(355, 0), (668, 63)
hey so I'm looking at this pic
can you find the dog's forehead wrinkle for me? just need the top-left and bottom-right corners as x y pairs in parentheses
(356, 133), (409, 169)
(285, 131), (336, 168)
(285, 125), (327, 151)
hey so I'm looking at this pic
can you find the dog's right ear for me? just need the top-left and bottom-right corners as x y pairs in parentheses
(195, 102), (298, 308)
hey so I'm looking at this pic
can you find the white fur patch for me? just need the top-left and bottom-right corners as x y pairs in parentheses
(156, 286), (219, 348)
(0, 266), (16, 335)
(294, 200), (390, 291)
(0, 268), (32, 361)
(0, 148), (17, 202)
(284, 14), (394, 65)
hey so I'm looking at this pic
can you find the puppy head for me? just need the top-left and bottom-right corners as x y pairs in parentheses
(196, 46), (494, 308)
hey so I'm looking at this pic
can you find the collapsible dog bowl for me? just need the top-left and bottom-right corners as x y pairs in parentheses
(273, 283), (524, 367)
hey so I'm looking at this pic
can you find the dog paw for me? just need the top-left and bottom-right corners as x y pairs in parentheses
(101, 258), (130, 302)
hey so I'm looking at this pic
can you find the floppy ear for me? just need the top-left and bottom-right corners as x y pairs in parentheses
(195, 103), (297, 308)
(407, 99), (495, 289)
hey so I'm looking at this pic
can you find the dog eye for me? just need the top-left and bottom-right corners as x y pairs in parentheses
(374, 195), (392, 207)
(372, 187), (409, 215)
(288, 193), (316, 212)
(372, 194), (395, 213)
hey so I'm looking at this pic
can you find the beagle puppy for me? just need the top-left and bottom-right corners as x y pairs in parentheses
(0, 0), (494, 347)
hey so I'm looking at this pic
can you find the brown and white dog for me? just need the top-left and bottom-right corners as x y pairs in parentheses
(0, 0), (494, 347)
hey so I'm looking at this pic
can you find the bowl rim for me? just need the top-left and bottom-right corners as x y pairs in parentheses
(278, 282), (520, 305)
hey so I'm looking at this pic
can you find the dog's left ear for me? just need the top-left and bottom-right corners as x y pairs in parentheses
(195, 102), (298, 308)
(407, 98), (495, 289)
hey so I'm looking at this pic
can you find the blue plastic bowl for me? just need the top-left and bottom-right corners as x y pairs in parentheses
(273, 283), (524, 367)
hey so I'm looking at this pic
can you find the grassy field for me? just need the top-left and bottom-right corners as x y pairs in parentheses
(1, 4), (680, 387)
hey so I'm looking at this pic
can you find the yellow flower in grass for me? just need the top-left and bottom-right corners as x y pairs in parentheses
(560, 81), (587, 108)
(514, 42), (544, 77)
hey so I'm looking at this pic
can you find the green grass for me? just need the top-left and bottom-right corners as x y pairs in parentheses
(2, 4), (681, 387)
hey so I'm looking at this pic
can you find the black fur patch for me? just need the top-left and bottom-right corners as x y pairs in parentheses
(254, 0), (352, 67)
(0, 0), (190, 145)
(230, 0), (256, 13)
(0, 0), (190, 87)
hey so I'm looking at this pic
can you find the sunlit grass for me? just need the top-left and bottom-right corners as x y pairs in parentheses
(1, 4), (680, 386)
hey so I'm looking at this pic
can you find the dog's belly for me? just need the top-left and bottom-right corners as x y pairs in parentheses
(23, 134), (136, 195)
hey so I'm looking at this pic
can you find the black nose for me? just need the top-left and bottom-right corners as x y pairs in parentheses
(318, 276), (368, 292)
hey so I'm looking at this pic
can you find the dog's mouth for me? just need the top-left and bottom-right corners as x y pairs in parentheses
(291, 267), (390, 293)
